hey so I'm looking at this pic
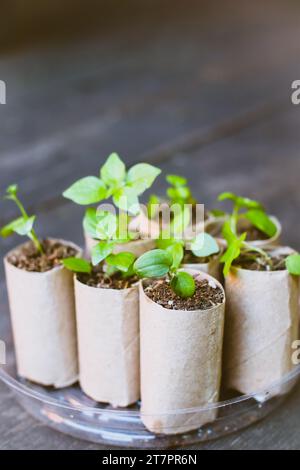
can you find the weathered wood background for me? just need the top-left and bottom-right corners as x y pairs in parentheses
(0, 0), (300, 449)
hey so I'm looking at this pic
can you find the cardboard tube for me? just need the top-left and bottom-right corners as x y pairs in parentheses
(205, 216), (282, 248)
(4, 239), (81, 388)
(223, 247), (299, 400)
(140, 271), (225, 435)
(74, 278), (140, 407)
(84, 232), (155, 258)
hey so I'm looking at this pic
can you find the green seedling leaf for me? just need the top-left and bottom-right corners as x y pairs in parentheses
(218, 192), (263, 210)
(222, 219), (237, 244)
(156, 237), (183, 250)
(127, 163), (161, 196)
(286, 254), (300, 276)
(191, 233), (219, 258)
(134, 249), (173, 278)
(221, 232), (247, 276)
(91, 241), (114, 266)
(62, 257), (92, 273)
(167, 186), (191, 203)
(63, 176), (107, 205)
(1, 216), (28, 238)
(166, 174), (187, 187)
(208, 209), (226, 217)
(95, 210), (117, 240)
(171, 205), (191, 236)
(171, 272), (195, 298)
(113, 186), (140, 215)
(13, 216), (36, 236)
(166, 242), (184, 270)
(100, 153), (126, 187)
(5, 184), (18, 198)
(244, 209), (277, 238)
(106, 252), (136, 273)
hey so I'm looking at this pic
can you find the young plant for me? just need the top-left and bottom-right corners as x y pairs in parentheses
(221, 220), (300, 277)
(62, 209), (136, 278)
(217, 192), (277, 239)
(0, 184), (43, 253)
(63, 153), (161, 216)
(166, 174), (196, 208)
(134, 247), (196, 299)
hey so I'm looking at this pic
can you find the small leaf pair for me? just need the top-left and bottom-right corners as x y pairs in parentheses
(0, 185), (43, 254)
(134, 248), (196, 298)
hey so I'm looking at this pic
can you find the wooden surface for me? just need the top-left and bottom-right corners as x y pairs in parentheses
(1, 0), (300, 449)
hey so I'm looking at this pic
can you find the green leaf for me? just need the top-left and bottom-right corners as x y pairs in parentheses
(1, 216), (36, 238)
(91, 241), (114, 266)
(171, 272), (195, 298)
(166, 174), (187, 187)
(95, 210), (117, 240)
(1, 216), (28, 238)
(63, 176), (107, 205)
(156, 237), (183, 250)
(134, 249), (173, 278)
(83, 207), (98, 238)
(100, 153), (126, 187)
(166, 243), (184, 270)
(244, 209), (277, 238)
(113, 186), (139, 215)
(222, 220), (237, 244)
(286, 254), (300, 276)
(221, 232), (247, 276)
(62, 257), (91, 273)
(127, 163), (161, 196)
(191, 233), (219, 258)
(218, 192), (263, 210)
(167, 186), (191, 203)
(106, 252), (136, 273)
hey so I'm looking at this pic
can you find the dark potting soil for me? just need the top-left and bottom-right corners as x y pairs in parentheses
(7, 239), (78, 273)
(78, 269), (138, 290)
(233, 253), (287, 271)
(144, 278), (224, 311)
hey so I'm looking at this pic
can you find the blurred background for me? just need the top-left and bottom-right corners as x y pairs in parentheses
(0, 0), (300, 268)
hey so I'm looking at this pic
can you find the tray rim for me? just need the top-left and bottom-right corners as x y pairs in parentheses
(1, 361), (299, 417)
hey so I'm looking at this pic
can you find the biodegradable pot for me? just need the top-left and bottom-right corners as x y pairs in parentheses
(84, 231), (155, 258)
(139, 271), (226, 435)
(223, 247), (299, 401)
(205, 215), (282, 248)
(74, 277), (140, 407)
(4, 239), (81, 388)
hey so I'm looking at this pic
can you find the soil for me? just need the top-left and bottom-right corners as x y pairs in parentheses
(7, 239), (78, 273)
(144, 278), (224, 311)
(78, 269), (138, 290)
(183, 251), (216, 264)
(233, 253), (287, 271)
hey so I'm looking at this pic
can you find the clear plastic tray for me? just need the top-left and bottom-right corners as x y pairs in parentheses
(1, 311), (299, 448)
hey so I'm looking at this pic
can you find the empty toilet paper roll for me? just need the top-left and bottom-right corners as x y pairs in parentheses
(4, 239), (81, 388)
(223, 247), (299, 400)
(139, 271), (225, 435)
(74, 277), (140, 407)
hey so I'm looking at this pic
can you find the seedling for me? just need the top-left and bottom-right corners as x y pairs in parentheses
(217, 192), (277, 239)
(0, 184), (43, 253)
(156, 232), (220, 260)
(166, 174), (196, 207)
(62, 210), (136, 278)
(221, 220), (300, 276)
(63, 153), (161, 216)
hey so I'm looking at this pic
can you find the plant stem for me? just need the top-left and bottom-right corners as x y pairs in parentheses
(243, 242), (272, 267)
(14, 195), (44, 254)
